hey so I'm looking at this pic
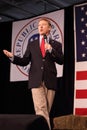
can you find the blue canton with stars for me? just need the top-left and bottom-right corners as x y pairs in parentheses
(29, 33), (39, 43)
(75, 3), (87, 62)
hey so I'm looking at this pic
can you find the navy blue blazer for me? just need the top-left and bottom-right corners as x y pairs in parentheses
(12, 35), (64, 90)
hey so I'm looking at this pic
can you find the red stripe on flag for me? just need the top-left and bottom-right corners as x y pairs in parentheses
(75, 108), (87, 115)
(76, 71), (87, 80)
(76, 90), (87, 98)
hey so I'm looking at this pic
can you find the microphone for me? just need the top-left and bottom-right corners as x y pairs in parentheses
(43, 34), (52, 53)
(43, 34), (47, 43)
(43, 34), (50, 53)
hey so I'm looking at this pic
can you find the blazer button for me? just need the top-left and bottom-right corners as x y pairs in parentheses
(41, 67), (43, 70)
(43, 59), (45, 61)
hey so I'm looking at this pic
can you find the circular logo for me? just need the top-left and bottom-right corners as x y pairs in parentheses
(13, 17), (63, 77)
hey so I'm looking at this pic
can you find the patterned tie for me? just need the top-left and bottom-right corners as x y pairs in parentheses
(40, 37), (45, 57)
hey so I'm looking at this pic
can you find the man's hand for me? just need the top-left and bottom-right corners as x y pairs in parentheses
(45, 43), (52, 52)
(3, 50), (13, 58)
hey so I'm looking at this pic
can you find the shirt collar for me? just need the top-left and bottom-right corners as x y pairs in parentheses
(40, 34), (50, 43)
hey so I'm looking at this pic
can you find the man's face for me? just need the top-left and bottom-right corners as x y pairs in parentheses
(38, 20), (51, 35)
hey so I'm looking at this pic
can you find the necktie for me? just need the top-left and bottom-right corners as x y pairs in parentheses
(40, 37), (45, 57)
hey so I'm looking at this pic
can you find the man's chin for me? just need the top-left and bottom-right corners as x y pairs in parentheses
(40, 33), (46, 35)
(40, 33), (44, 35)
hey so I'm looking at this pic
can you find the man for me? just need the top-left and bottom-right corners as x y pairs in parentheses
(3, 18), (64, 130)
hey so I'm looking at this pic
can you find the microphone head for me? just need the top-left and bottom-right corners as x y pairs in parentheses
(43, 34), (47, 39)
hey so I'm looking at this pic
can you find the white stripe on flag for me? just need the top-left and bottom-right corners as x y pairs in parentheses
(74, 99), (87, 108)
(75, 62), (87, 71)
(75, 80), (87, 90)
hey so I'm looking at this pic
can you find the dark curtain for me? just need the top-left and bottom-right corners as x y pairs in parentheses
(51, 6), (74, 117)
(0, 22), (34, 114)
(0, 5), (74, 117)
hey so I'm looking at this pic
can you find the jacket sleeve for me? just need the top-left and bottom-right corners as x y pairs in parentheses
(12, 43), (31, 66)
(50, 40), (64, 65)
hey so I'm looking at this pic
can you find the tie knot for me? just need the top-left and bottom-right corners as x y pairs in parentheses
(42, 37), (45, 42)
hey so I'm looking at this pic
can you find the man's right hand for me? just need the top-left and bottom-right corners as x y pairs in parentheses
(3, 50), (13, 58)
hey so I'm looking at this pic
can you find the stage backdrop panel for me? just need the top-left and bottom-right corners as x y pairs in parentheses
(74, 2), (87, 115)
(10, 9), (64, 81)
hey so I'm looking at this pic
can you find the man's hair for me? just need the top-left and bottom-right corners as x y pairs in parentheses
(39, 18), (52, 27)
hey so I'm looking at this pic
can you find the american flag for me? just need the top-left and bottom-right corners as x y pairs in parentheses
(74, 2), (87, 115)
